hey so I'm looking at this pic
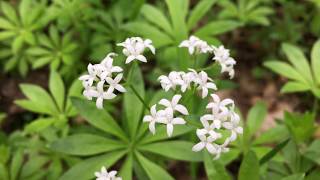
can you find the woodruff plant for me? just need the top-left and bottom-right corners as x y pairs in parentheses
(76, 36), (242, 179)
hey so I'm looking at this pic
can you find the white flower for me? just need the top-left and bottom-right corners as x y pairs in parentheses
(200, 114), (225, 133)
(158, 71), (184, 91)
(212, 45), (236, 79)
(212, 139), (230, 159)
(222, 111), (243, 141)
(161, 108), (186, 137)
(206, 94), (234, 114)
(179, 36), (212, 55)
(105, 73), (126, 94)
(117, 37), (155, 64)
(180, 71), (196, 92)
(95, 166), (122, 180)
(79, 63), (97, 88)
(192, 129), (218, 154)
(159, 94), (189, 115)
(89, 81), (116, 109)
(194, 71), (217, 98)
(143, 105), (166, 134)
(99, 53), (123, 80)
(82, 86), (97, 100)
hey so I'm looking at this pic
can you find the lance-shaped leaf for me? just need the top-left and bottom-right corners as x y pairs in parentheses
(204, 151), (230, 180)
(195, 20), (241, 37)
(49, 70), (65, 112)
(311, 39), (320, 85)
(238, 151), (259, 180)
(60, 150), (126, 180)
(187, 0), (217, 29)
(71, 97), (127, 142)
(136, 151), (174, 180)
(139, 140), (202, 162)
(50, 134), (125, 156)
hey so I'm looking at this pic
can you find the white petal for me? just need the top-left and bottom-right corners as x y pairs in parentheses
(206, 82), (217, 90)
(159, 99), (171, 107)
(136, 55), (147, 62)
(143, 115), (153, 122)
(125, 55), (136, 64)
(172, 94), (182, 106)
(211, 94), (220, 103)
(167, 124), (174, 137)
(229, 131), (237, 142)
(150, 104), (157, 116)
(175, 104), (189, 115)
(103, 92), (116, 99)
(115, 84), (126, 92)
(172, 118), (186, 125)
(200, 114), (214, 121)
(214, 120), (221, 129)
(112, 66), (123, 73)
(96, 97), (104, 109)
(149, 121), (156, 134)
(109, 170), (117, 177)
(197, 129), (208, 136)
(222, 122), (233, 129)
(221, 99), (234, 107)
(97, 81), (105, 92)
(201, 87), (208, 98)
(192, 142), (205, 152)
(236, 127), (243, 134)
(206, 143), (217, 154)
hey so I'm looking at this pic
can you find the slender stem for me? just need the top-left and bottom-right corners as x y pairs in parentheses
(129, 84), (150, 111)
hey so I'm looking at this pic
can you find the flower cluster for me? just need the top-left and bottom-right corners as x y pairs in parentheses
(143, 94), (188, 137)
(117, 37), (155, 64)
(212, 45), (236, 78)
(95, 166), (122, 180)
(158, 69), (217, 98)
(79, 53), (126, 109)
(192, 94), (243, 159)
(179, 35), (236, 79)
(179, 35), (212, 55)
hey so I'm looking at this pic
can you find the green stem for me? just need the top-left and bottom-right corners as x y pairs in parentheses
(129, 84), (150, 111)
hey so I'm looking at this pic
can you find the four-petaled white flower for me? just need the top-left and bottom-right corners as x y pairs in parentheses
(89, 81), (116, 109)
(158, 71), (184, 91)
(95, 166), (122, 180)
(194, 71), (217, 98)
(179, 36), (212, 55)
(212, 45), (236, 79)
(79, 63), (97, 88)
(159, 94), (189, 115)
(206, 94), (234, 114)
(100, 53), (123, 80)
(222, 111), (243, 141)
(143, 105), (166, 134)
(105, 73), (126, 94)
(161, 108), (186, 137)
(117, 37), (155, 64)
(192, 129), (219, 154)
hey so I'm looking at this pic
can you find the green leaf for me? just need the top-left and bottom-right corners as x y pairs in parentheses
(71, 97), (127, 142)
(60, 150), (126, 180)
(10, 149), (24, 180)
(311, 40), (320, 85)
(264, 61), (307, 83)
(165, 0), (188, 40)
(281, 173), (305, 180)
(284, 112), (315, 143)
(259, 138), (290, 165)
(204, 151), (230, 180)
(0, 31), (15, 40)
(282, 43), (313, 85)
(49, 26), (60, 47)
(254, 125), (289, 145)
(0, 145), (9, 164)
(66, 80), (82, 116)
(135, 151), (174, 180)
(24, 117), (55, 133)
(28, 47), (51, 56)
(1, 2), (19, 24)
(32, 57), (52, 69)
(139, 140), (202, 162)
(187, 0), (217, 29)
(49, 70), (65, 112)
(238, 151), (259, 180)
(140, 4), (173, 34)
(20, 155), (48, 179)
(17, 84), (58, 115)
(124, 63), (145, 139)
(304, 139), (320, 165)
(0, 164), (9, 180)
(50, 134), (125, 156)
(281, 81), (310, 93)
(122, 22), (173, 48)
(247, 101), (267, 137)
(119, 154), (133, 180)
(195, 20), (241, 37)
(0, 17), (15, 29)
